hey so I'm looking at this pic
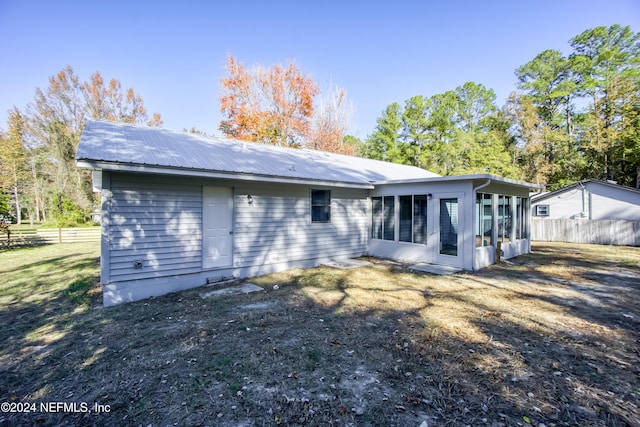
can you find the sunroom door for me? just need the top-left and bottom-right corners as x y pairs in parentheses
(434, 194), (464, 267)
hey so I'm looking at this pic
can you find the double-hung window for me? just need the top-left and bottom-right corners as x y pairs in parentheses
(311, 190), (331, 223)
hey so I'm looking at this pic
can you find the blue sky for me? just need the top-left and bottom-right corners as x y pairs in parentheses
(1, 0), (638, 139)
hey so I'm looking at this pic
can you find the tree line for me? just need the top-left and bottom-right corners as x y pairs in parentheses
(361, 24), (639, 189)
(0, 66), (162, 226)
(1, 24), (638, 228)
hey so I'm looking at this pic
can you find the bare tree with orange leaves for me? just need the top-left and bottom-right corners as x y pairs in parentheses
(16, 66), (163, 224)
(83, 71), (163, 127)
(219, 54), (322, 148)
(307, 86), (356, 155)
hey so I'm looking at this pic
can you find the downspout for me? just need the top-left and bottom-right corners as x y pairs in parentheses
(473, 178), (492, 194)
(527, 186), (544, 255)
(531, 186), (544, 198)
(472, 179), (491, 270)
(578, 180), (588, 219)
(529, 185), (544, 232)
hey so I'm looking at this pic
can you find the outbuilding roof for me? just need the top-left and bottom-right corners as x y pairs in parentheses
(531, 179), (640, 202)
(76, 120), (440, 188)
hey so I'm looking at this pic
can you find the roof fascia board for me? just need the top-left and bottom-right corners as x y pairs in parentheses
(76, 160), (375, 189)
(531, 183), (580, 202)
(586, 179), (640, 194)
(376, 173), (543, 190)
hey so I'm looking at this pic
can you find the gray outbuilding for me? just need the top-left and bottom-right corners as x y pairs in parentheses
(531, 179), (640, 220)
(530, 179), (640, 246)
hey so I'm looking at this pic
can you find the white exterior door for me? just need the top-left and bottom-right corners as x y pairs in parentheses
(203, 187), (233, 269)
(434, 193), (464, 267)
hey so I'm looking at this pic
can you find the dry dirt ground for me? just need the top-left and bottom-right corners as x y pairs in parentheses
(1, 242), (639, 426)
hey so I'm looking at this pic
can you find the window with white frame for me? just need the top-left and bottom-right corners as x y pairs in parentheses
(372, 197), (383, 239)
(399, 195), (429, 244)
(475, 193), (493, 247)
(372, 196), (395, 240)
(399, 196), (412, 242)
(371, 196), (396, 241)
(383, 196), (395, 241)
(515, 197), (529, 239)
(535, 204), (549, 217)
(373, 195), (429, 243)
(413, 195), (428, 244)
(498, 195), (512, 243)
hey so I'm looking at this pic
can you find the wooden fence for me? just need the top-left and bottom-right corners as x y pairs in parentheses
(531, 219), (640, 246)
(0, 227), (101, 248)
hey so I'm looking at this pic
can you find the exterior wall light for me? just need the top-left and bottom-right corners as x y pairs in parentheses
(247, 194), (254, 205)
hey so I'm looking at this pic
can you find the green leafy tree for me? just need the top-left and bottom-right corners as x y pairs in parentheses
(401, 95), (430, 166)
(343, 135), (365, 157)
(503, 92), (552, 185)
(419, 91), (459, 174)
(365, 82), (522, 178)
(0, 192), (12, 221)
(365, 103), (403, 162)
(516, 49), (576, 128)
(454, 82), (498, 133)
(570, 24), (640, 184)
(515, 49), (579, 187)
(0, 108), (28, 224)
(462, 131), (521, 178)
(0, 192), (12, 246)
(447, 83), (519, 178)
(509, 24), (639, 189)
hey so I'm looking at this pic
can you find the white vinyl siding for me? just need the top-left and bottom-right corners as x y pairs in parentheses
(108, 175), (203, 282)
(532, 181), (640, 220)
(233, 185), (368, 268)
(104, 175), (368, 286)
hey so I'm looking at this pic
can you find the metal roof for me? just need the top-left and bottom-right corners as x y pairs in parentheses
(76, 120), (440, 187)
(531, 179), (640, 202)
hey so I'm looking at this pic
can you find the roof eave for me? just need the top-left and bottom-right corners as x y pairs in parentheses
(531, 178), (640, 202)
(76, 160), (375, 190)
(375, 173), (544, 190)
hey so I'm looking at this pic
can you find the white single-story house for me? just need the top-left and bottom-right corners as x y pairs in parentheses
(531, 179), (640, 220)
(76, 121), (542, 306)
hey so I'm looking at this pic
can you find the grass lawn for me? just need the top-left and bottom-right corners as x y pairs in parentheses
(0, 242), (639, 426)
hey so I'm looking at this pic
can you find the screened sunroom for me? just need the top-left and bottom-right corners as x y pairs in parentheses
(368, 175), (542, 271)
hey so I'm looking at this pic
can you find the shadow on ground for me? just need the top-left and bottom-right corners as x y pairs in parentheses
(0, 242), (638, 426)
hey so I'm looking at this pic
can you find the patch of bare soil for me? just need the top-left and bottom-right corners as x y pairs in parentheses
(1, 242), (639, 426)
